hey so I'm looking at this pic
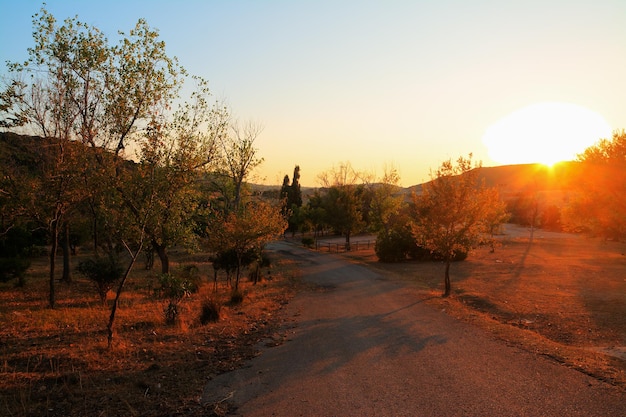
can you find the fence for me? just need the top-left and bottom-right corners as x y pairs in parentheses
(314, 239), (374, 253)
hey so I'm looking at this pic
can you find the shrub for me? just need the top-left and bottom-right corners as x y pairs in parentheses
(0, 257), (30, 286)
(199, 297), (221, 324)
(374, 225), (468, 263)
(229, 288), (244, 305)
(78, 255), (124, 305)
(164, 302), (180, 325)
(178, 264), (201, 293)
(375, 227), (415, 262)
(0, 226), (36, 285)
(155, 273), (193, 301)
(407, 244), (433, 261)
(301, 237), (315, 248)
(155, 273), (195, 325)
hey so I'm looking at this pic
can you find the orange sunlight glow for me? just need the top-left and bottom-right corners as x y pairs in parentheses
(482, 102), (613, 166)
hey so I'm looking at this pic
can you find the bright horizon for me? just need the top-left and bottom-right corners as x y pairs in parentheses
(1, 1), (624, 187)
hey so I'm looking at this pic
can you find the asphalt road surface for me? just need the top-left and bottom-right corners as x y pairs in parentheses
(203, 240), (625, 416)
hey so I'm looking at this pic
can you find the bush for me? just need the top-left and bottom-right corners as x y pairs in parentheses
(229, 288), (244, 305)
(0, 257), (30, 286)
(155, 273), (196, 325)
(155, 273), (194, 301)
(78, 256), (124, 305)
(301, 237), (315, 248)
(164, 302), (180, 325)
(375, 227), (415, 262)
(0, 226), (37, 285)
(407, 244), (433, 261)
(375, 225), (468, 263)
(199, 298), (221, 324)
(178, 264), (201, 293)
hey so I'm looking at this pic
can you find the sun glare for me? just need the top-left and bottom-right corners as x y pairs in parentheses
(482, 102), (612, 167)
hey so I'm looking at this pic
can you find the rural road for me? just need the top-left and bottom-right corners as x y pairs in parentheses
(202, 240), (625, 416)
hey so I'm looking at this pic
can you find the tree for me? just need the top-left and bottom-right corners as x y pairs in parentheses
(318, 162), (365, 251)
(124, 77), (220, 274)
(364, 165), (404, 234)
(207, 200), (287, 289)
(411, 155), (506, 297)
(4, 6), (183, 307)
(302, 191), (328, 237)
(290, 165), (303, 208)
(482, 187), (510, 252)
(217, 119), (264, 212)
(280, 165), (304, 234)
(0, 78), (27, 129)
(564, 129), (626, 239)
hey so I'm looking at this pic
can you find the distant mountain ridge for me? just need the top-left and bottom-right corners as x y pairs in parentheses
(2, 131), (579, 204)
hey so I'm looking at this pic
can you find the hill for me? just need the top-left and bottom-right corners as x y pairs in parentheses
(406, 162), (580, 203)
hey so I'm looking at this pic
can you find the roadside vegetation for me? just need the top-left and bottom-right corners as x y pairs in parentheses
(1, 5), (625, 416)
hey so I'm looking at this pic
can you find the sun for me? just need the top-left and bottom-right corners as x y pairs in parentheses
(482, 102), (613, 166)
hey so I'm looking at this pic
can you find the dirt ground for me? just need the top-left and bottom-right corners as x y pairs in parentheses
(1, 227), (624, 416)
(340, 226), (626, 388)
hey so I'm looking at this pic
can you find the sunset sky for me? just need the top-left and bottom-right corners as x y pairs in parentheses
(1, 1), (624, 186)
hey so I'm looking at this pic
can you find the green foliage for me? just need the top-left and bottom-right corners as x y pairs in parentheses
(155, 273), (194, 302)
(317, 162), (365, 249)
(207, 200), (287, 289)
(77, 256), (124, 304)
(375, 227), (414, 262)
(155, 272), (197, 325)
(374, 224), (466, 263)
(281, 166), (304, 233)
(366, 166), (404, 234)
(411, 154), (506, 296)
(178, 264), (201, 293)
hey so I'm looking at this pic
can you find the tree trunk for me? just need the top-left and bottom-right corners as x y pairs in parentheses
(92, 214), (99, 256)
(235, 257), (241, 290)
(154, 241), (169, 274)
(443, 259), (451, 297)
(345, 231), (351, 252)
(49, 219), (59, 309)
(90, 202), (99, 256)
(61, 221), (71, 283)
(108, 241), (142, 349)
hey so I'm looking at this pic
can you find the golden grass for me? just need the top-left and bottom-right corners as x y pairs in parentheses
(0, 248), (299, 416)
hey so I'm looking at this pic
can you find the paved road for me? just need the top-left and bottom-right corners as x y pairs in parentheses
(203, 241), (625, 416)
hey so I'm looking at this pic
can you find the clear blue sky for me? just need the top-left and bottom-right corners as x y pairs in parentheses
(1, 0), (625, 186)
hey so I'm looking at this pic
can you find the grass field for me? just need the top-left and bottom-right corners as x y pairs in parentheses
(1, 227), (625, 415)
(0, 249), (299, 416)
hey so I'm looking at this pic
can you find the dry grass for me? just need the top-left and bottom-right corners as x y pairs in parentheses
(2, 232), (625, 416)
(0, 248), (299, 417)
(341, 231), (626, 390)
